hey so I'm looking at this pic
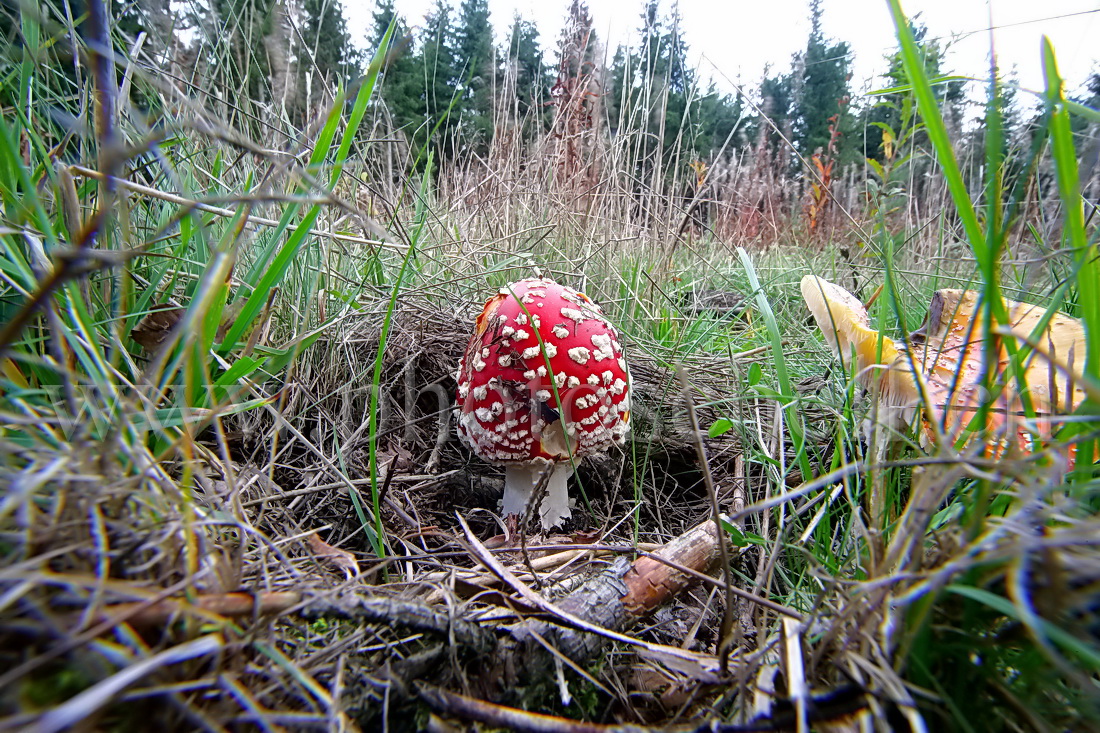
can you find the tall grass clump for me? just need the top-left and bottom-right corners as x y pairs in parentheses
(0, 1), (414, 726)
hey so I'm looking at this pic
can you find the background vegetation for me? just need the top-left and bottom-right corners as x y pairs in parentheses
(0, 0), (1098, 730)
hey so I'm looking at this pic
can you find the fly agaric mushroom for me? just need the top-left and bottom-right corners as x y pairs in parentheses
(801, 275), (1087, 465)
(456, 277), (631, 529)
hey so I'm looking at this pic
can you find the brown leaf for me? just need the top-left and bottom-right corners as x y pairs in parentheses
(305, 531), (359, 580)
(130, 303), (184, 352)
(568, 528), (601, 544)
(635, 645), (723, 685)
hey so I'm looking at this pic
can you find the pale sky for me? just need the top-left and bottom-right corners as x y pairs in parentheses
(345, 1), (1100, 100)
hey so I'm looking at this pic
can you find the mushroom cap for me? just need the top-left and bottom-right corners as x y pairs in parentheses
(800, 275), (916, 418)
(911, 287), (1087, 457)
(455, 277), (631, 465)
(801, 275), (1087, 464)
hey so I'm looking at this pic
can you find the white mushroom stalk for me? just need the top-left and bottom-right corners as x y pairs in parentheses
(456, 278), (632, 530)
(502, 462), (573, 529)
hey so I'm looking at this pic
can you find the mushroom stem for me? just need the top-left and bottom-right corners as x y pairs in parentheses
(502, 462), (574, 529)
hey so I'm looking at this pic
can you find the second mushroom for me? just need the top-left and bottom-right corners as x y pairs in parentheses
(456, 278), (632, 529)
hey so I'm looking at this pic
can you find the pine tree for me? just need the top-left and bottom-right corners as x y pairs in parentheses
(660, 3), (694, 152)
(418, 0), (459, 157)
(631, 2), (703, 165)
(696, 83), (744, 156)
(662, 3), (691, 95)
(301, 0), (360, 91)
(367, 0), (420, 136)
(604, 44), (634, 134)
(504, 15), (550, 125)
(863, 19), (964, 164)
(793, 0), (852, 162)
(756, 71), (794, 155)
(206, 0), (285, 131)
(454, 0), (495, 151)
(633, 0), (664, 178)
(637, 1), (662, 84)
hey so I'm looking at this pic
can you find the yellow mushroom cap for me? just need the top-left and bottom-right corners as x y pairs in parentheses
(800, 275), (920, 431)
(801, 276), (1087, 466)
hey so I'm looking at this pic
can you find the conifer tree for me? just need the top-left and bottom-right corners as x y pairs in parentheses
(295, 0), (359, 124)
(662, 3), (691, 96)
(659, 3), (693, 151)
(208, 0), (277, 104)
(633, 0), (664, 178)
(696, 84), (744, 156)
(205, 0), (289, 133)
(863, 20), (964, 164)
(793, 0), (852, 162)
(633, 2), (700, 163)
(755, 71), (794, 158)
(367, 0), (420, 135)
(454, 0), (495, 150)
(415, 0), (459, 158)
(504, 15), (550, 125)
(637, 1), (662, 84)
(605, 45), (634, 134)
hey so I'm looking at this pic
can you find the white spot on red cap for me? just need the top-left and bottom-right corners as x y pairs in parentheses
(591, 334), (615, 361)
(560, 307), (586, 323)
(576, 393), (599, 409)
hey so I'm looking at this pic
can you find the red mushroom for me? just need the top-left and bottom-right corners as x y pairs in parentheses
(456, 277), (631, 529)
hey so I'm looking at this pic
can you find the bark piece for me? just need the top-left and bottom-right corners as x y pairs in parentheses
(621, 518), (724, 617)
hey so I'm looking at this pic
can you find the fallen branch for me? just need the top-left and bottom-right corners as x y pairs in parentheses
(91, 590), (301, 628)
(95, 590), (495, 655)
(457, 513), (750, 690)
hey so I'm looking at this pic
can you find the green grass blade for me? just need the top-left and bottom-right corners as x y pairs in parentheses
(885, 0), (984, 261)
(737, 247), (812, 483)
(221, 25), (394, 350)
